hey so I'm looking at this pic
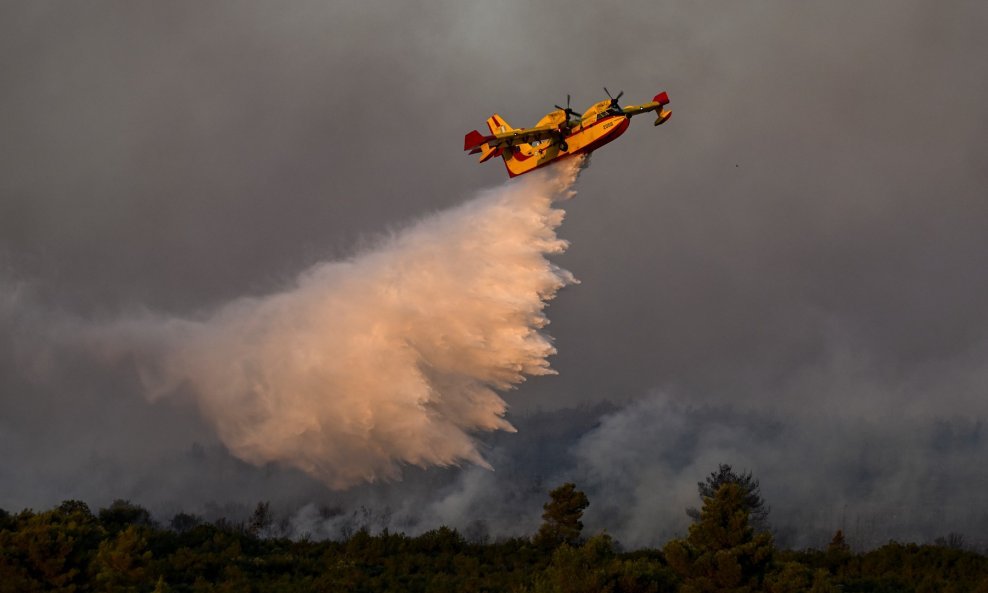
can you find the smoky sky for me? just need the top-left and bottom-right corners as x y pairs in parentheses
(2, 1), (988, 548)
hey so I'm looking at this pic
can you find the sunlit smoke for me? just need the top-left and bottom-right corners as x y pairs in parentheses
(89, 161), (583, 489)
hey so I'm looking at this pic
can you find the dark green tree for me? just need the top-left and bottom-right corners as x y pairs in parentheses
(98, 500), (154, 534)
(536, 533), (616, 593)
(537, 533), (677, 593)
(56, 500), (93, 519)
(0, 508), (11, 533)
(169, 512), (202, 534)
(764, 561), (811, 593)
(90, 525), (151, 593)
(664, 483), (775, 593)
(247, 501), (273, 538)
(0, 505), (104, 593)
(823, 529), (851, 576)
(151, 575), (172, 593)
(534, 483), (590, 549)
(687, 464), (769, 531)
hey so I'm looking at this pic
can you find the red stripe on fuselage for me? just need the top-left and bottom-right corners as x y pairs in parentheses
(570, 115), (630, 155)
(504, 115), (631, 177)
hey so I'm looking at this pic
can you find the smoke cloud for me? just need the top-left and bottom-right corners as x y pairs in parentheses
(3, 1), (987, 552)
(67, 162), (582, 489)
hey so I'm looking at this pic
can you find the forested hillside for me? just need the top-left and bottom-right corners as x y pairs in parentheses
(2, 473), (987, 592)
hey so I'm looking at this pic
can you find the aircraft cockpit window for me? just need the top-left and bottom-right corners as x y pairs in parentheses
(596, 105), (623, 121)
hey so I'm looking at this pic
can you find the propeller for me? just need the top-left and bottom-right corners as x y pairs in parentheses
(603, 87), (624, 106)
(554, 94), (580, 119)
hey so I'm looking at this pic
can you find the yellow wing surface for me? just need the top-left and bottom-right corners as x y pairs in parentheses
(463, 112), (567, 163)
(486, 125), (560, 147)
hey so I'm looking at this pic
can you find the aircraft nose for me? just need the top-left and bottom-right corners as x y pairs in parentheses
(613, 116), (631, 135)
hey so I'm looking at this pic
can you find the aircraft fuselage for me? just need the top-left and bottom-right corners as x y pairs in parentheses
(465, 91), (670, 177)
(503, 115), (630, 177)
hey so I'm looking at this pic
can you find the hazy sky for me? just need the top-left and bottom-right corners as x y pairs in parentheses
(2, 1), (987, 548)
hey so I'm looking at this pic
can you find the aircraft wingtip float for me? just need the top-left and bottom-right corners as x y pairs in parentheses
(464, 88), (671, 177)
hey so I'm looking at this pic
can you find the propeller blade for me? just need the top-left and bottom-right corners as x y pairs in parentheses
(557, 94), (578, 120)
(604, 87), (612, 99)
(615, 90), (624, 101)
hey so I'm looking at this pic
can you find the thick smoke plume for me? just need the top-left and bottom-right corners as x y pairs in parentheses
(87, 162), (582, 489)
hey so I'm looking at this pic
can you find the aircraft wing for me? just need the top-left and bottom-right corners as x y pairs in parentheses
(464, 124), (562, 154)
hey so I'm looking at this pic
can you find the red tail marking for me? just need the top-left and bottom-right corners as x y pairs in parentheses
(464, 130), (492, 151)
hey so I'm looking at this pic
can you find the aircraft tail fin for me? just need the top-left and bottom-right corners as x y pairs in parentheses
(486, 114), (513, 135)
(653, 92), (671, 126)
(486, 115), (523, 175)
(475, 114), (525, 176)
(464, 130), (491, 152)
(464, 129), (502, 163)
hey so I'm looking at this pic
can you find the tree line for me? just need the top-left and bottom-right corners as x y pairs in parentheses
(2, 464), (986, 592)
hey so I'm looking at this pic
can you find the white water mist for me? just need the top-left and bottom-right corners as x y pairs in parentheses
(95, 161), (583, 489)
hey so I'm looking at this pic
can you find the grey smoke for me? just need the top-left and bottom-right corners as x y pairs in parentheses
(2, 0), (988, 551)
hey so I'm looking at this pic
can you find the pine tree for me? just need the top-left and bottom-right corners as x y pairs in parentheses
(824, 529), (851, 577)
(664, 483), (774, 593)
(247, 501), (273, 538)
(686, 464), (769, 531)
(534, 483), (590, 549)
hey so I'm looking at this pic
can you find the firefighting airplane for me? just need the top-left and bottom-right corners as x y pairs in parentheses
(464, 88), (671, 177)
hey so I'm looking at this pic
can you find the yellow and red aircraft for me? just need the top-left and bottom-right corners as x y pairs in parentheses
(464, 88), (671, 177)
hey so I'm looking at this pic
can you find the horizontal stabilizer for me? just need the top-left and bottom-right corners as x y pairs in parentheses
(464, 130), (493, 151)
(654, 108), (671, 126)
(478, 144), (501, 163)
